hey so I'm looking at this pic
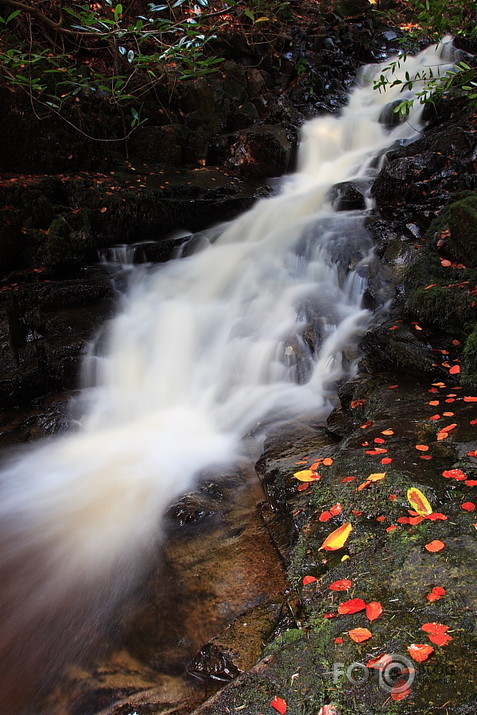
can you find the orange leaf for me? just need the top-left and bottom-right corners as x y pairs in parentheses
(319, 511), (333, 522)
(381, 457), (393, 464)
(270, 696), (287, 714)
(381, 429), (394, 436)
(348, 627), (372, 643)
(440, 423), (457, 433)
(330, 579), (353, 591)
(338, 598), (367, 614)
(463, 396), (477, 402)
(462, 501), (476, 511)
(341, 476), (355, 483)
(425, 540), (446, 552)
(449, 364), (461, 374)
(329, 503), (343, 516)
(366, 601), (383, 621)
(407, 643), (434, 662)
(415, 444), (429, 452)
(323, 457), (334, 466)
(319, 522), (353, 551)
(303, 576), (317, 585)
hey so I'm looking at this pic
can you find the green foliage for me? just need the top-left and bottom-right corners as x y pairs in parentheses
(373, 0), (476, 116)
(0, 0), (280, 135)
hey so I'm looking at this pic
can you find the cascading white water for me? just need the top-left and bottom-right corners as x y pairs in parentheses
(0, 37), (457, 708)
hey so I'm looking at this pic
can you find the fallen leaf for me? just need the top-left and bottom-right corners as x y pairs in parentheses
(467, 451), (477, 458)
(425, 540), (446, 552)
(449, 364), (461, 374)
(421, 622), (449, 634)
(429, 414), (441, 421)
(463, 396), (477, 402)
(330, 579), (353, 591)
(335, 636), (344, 644)
(342, 476), (356, 483)
(303, 576), (317, 585)
(329, 503), (343, 516)
(366, 601), (383, 621)
(293, 469), (320, 482)
(349, 627), (372, 643)
(381, 457), (393, 464)
(428, 632), (453, 646)
(407, 487), (433, 516)
(415, 444), (429, 452)
(338, 598), (367, 614)
(466, 479), (477, 486)
(319, 522), (353, 551)
(323, 457), (334, 466)
(407, 643), (434, 662)
(381, 429), (394, 436)
(391, 685), (411, 701)
(427, 586), (446, 602)
(442, 468), (467, 481)
(386, 524), (398, 532)
(425, 512), (448, 521)
(270, 696), (287, 714)
(367, 653), (393, 669)
(462, 502), (476, 511)
(99, 206), (108, 212)
(319, 511), (333, 522)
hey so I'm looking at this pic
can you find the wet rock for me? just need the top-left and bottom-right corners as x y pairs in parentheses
(223, 125), (293, 177)
(360, 322), (444, 376)
(327, 181), (366, 211)
(129, 125), (186, 166)
(378, 99), (405, 129)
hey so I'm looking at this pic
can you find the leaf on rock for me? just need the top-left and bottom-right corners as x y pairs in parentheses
(427, 586), (446, 602)
(348, 627), (372, 643)
(270, 696), (287, 714)
(319, 522), (352, 551)
(425, 540), (446, 552)
(442, 468), (467, 481)
(366, 601), (383, 621)
(302, 576), (317, 585)
(293, 469), (320, 482)
(407, 487), (433, 515)
(329, 579), (353, 591)
(338, 598), (366, 614)
(407, 643), (434, 662)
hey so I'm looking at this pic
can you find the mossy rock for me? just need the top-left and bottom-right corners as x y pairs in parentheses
(463, 325), (477, 387)
(445, 194), (477, 268)
(38, 214), (95, 270)
(407, 284), (476, 336)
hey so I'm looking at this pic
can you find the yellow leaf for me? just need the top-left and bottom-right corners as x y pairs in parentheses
(357, 472), (386, 490)
(368, 472), (387, 482)
(319, 522), (353, 551)
(407, 487), (433, 516)
(293, 469), (320, 482)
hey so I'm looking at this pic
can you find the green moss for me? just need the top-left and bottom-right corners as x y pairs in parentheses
(463, 326), (477, 387)
(406, 284), (475, 336)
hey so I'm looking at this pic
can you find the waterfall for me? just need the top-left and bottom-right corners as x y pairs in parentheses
(0, 38), (457, 709)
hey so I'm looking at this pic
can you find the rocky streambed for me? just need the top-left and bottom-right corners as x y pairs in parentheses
(0, 8), (477, 715)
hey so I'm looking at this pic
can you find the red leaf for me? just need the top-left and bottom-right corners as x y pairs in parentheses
(425, 540), (446, 552)
(303, 576), (317, 585)
(407, 643), (434, 662)
(366, 601), (383, 621)
(462, 501), (476, 512)
(428, 632), (453, 646)
(348, 627), (372, 643)
(367, 653), (393, 669)
(442, 468), (467, 481)
(425, 512), (448, 521)
(421, 622), (449, 635)
(329, 503), (343, 516)
(427, 586), (446, 602)
(465, 479), (477, 486)
(338, 598), (366, 614)
(330, 579), (353, 591)
(319, 510), (333, 522)
(391, 686), (411, 701)
(449, 364), (461, 374)
(270, 696), (287, 714)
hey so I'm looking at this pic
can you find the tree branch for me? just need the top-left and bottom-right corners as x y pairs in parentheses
(0, 0), (99, 37)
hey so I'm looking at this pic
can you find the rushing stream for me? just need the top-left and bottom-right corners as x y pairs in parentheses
(0, 38), (458, 711)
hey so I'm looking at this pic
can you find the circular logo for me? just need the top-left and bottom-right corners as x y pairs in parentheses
(378, 653), (416, 694)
